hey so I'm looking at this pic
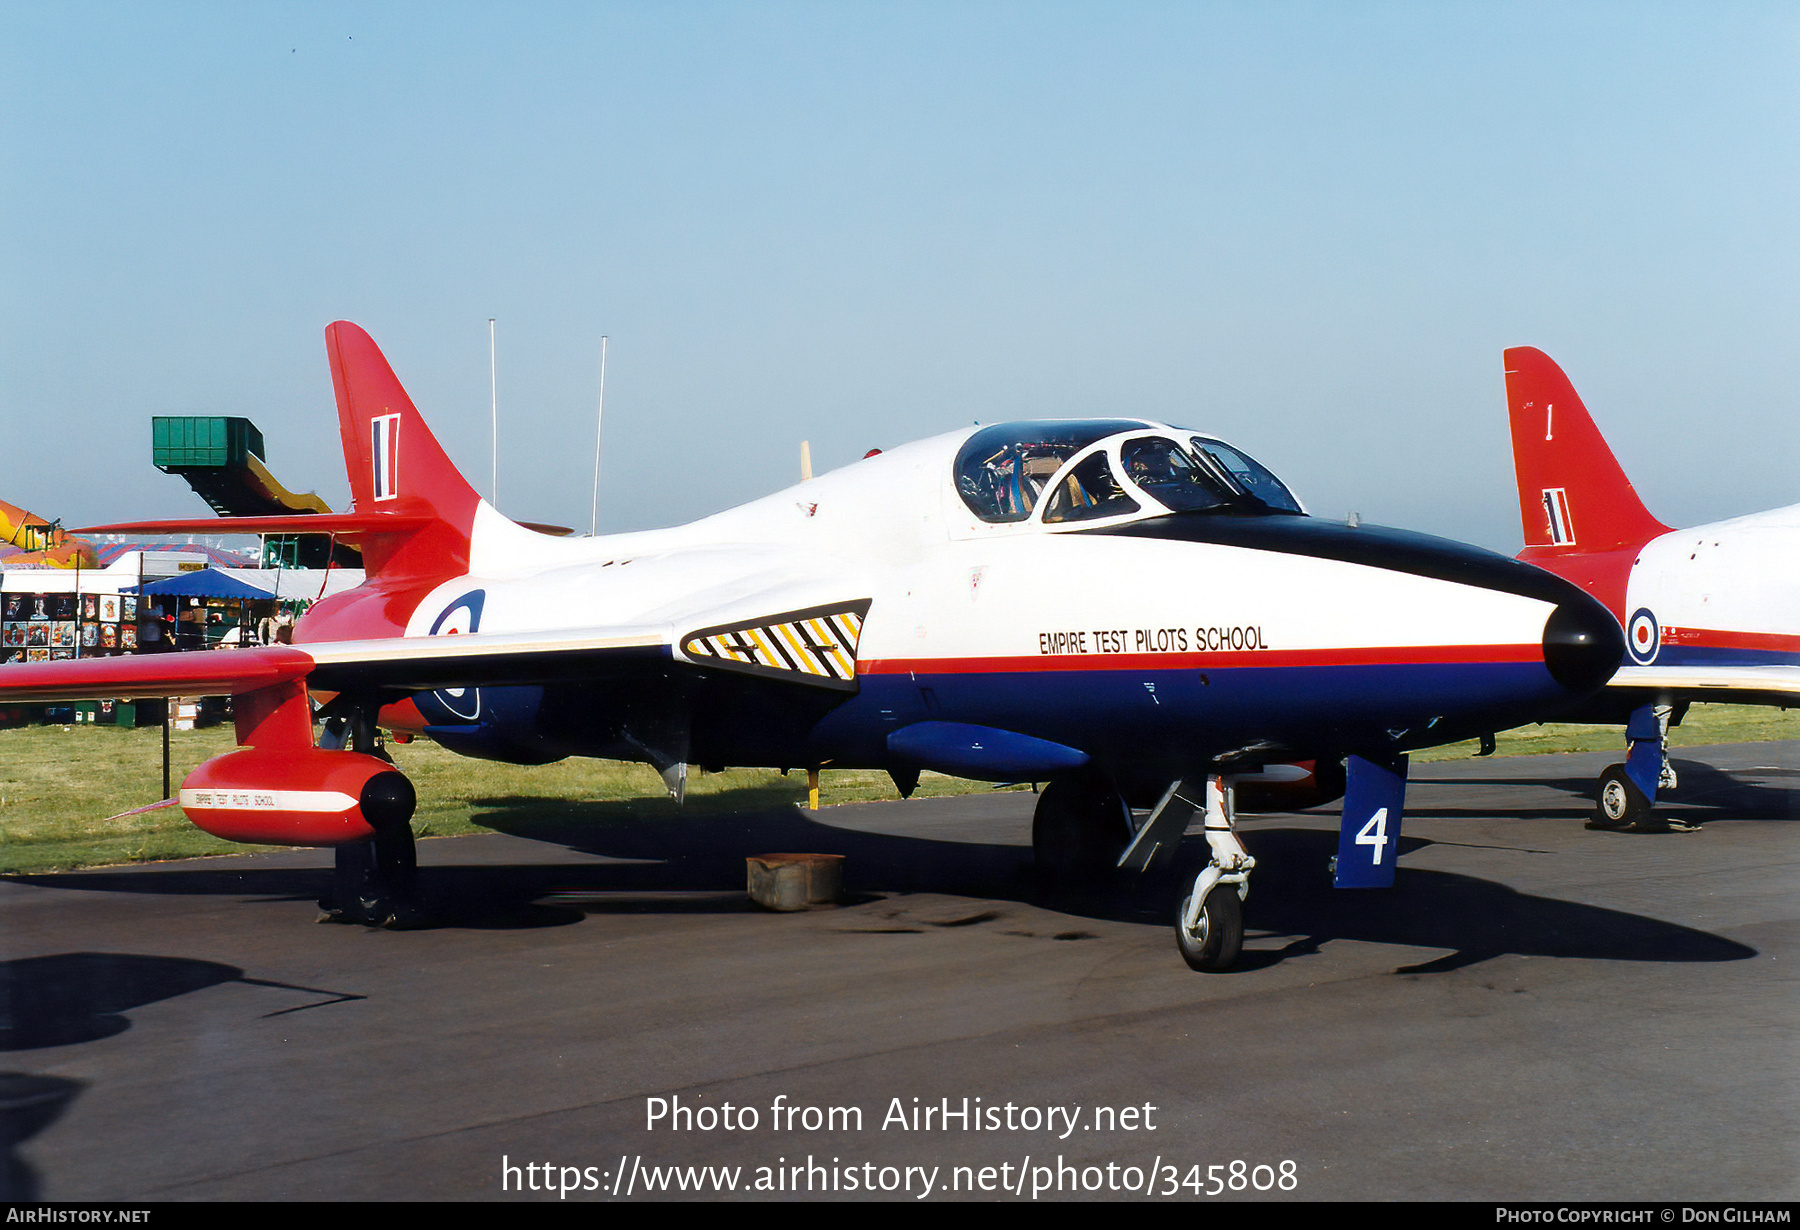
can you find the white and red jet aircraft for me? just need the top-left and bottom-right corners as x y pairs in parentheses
(1505, 347), (1800, 830)
(0, 324), (1623, 969)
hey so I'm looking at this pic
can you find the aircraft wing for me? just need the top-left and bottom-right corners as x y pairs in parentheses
(0, 647), (317, 703)
(0, 627), (672, 703)
(0, 592), (874, 702)
(1608, 664), (1800, 704)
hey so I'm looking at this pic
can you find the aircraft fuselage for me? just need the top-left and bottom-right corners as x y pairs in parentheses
(292, 425), (1622, 799)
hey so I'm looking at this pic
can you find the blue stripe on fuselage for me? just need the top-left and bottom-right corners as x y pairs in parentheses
(805, 659), (1566, 771)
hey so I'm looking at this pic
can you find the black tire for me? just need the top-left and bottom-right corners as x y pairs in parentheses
(1174, 883), (1243, 972)
(1032, 774), (1131, 884)
(1593, 764), (1650, 830)
(319, 823), (422, 926)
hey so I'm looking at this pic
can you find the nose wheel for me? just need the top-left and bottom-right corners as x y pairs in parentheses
(1588, 704), (1698, 833)
(1175, 877), (1244, 971)
(1170, 774), (1254, 971)
(1590, 762), (1697, 834)
(1592, 764), (1649, 829)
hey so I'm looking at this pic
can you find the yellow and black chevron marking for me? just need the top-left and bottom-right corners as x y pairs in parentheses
(680, 600), (872, 691)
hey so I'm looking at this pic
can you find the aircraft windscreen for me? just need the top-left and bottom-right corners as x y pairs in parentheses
(955, 421), (1145, 522)
(1119, 437), (1234, 513)
(1190, 438), (1304, 513)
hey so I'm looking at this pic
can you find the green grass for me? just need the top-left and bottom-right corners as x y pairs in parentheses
(0, 724), (244, 872)
(0, 703), (1791, 874)
(0, 723), (1023, 874)
(1410, 702), (1798, 762)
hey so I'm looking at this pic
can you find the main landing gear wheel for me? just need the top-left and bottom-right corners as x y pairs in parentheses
(1032, 775), (1131, 886)
(321, 823), (425, 929)
(319, 707), (428, 927)
(1174, 883), (1243, 972)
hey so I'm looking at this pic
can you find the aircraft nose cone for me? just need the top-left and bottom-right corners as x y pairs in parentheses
(1541, 597), (1624, 694)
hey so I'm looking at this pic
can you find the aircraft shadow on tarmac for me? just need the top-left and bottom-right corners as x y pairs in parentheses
(0, 955), (244, 1195)
(0, 1070), (81, 1200)
(0, 952), (365, 1052)
(1411, 756), (1799, 823)
(1228, 827), (1755, 973)
(0, 952), (360, 1197)
(8, 796), (1757, 973)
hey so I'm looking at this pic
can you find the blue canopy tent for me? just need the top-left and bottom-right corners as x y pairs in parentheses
(128, 570), (276, 600)
(129, 570), (278, 650)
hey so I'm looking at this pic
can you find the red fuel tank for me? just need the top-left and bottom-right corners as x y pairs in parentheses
(179, 746), (415, 846)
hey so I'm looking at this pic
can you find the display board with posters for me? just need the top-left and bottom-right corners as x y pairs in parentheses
(1, 588), (140, 665)
(3, 559), (297, 667)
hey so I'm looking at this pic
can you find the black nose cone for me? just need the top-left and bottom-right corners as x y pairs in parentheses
(1542, 598), (1625, 694)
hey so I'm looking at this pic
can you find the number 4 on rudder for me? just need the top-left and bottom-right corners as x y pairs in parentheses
(1356, 808), (1389, 865)
(1334, 754), (1407, 889)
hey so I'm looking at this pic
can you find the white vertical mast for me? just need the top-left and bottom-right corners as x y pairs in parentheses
(590, 335), (609, 536)
(488, 317), (499, 507)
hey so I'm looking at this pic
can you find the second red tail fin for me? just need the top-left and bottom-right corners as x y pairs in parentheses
(1503, 347), (1669, 555)
(325, 322), (483, 580)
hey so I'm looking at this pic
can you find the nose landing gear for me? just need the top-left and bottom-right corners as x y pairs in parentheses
(1175, 876), (1244, 972)
(1168, 776), (1254, 972)
(1588, 703), (1697, 834)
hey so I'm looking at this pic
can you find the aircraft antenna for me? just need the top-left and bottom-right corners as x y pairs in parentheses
(590, 335), (608, 536)
(488, 317), (499, 507)
(800, 440), (813, 482)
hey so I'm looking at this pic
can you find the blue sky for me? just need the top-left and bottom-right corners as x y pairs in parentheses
(4, 2), (1795, 550)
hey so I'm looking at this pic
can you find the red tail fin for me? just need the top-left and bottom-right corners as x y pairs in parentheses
(325, 322), (482, 580)
(1503, 347), (1669, 554)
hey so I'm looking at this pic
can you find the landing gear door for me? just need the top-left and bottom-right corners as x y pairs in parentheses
(1334, 753), (1408, 889)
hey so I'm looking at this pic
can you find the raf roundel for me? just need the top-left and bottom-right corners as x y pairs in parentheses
(1626, 607), (1660, 665)
(427, 590), (485, 719)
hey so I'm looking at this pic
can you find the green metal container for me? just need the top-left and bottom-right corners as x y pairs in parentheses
(152, 417), (266, 471)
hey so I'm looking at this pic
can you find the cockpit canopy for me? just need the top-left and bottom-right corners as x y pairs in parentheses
(954, 420), (1303, 526)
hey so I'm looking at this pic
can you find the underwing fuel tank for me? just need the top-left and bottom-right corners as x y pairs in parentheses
(180, 747), (416, 846)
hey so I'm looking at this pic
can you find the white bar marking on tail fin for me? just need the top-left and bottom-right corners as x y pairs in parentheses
(1541, 487), (1575, 546)
(371, 413), (401, 501)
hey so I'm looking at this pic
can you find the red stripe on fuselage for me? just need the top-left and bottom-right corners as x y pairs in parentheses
(1661, 627), (1800, 654)
(860, 643), (1542, 676)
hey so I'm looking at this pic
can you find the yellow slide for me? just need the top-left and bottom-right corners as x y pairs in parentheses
(243, 454), (334, 516)
(0, 497), (98, 569)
